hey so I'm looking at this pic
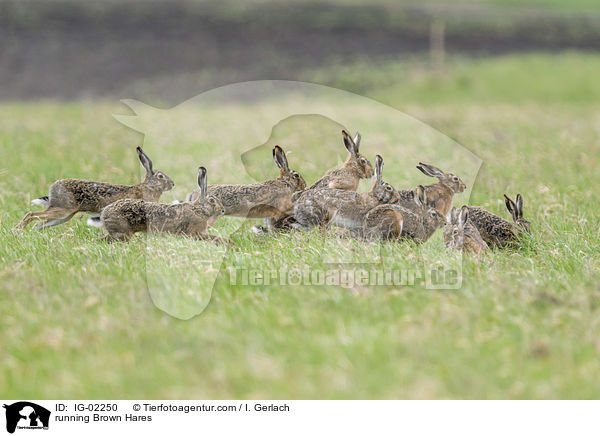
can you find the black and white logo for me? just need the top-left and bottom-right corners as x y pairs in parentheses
(3, 402), (50, 434)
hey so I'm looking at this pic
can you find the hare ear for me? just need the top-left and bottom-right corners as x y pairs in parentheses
(457, 206), (468, 229)
(448, 207), (457, 223)
(504, 194), (518, 222)
(137, 147), (154, 175)
(374, 155), (383, 183)
(272, 146), (290, 174)
(416, 162), (444, 179)
(342, 130), (357, 156)
(197, 167), (207, 198)
(416, 163), (435, 178)
(516, 194), (524, 219)
(353, 132), (361, 152)
(415, 185), (426, 206)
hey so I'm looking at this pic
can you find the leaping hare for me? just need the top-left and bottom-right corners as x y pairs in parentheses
(294, 155), (402, 240)
(187, 145), (305, 231)
(466, 193), (530, 248)
(17, 147), (174, 230)
(100, 167), (226, 243)
(444, 206), (489, 254)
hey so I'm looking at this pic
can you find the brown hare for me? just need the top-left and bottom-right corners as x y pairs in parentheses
(265, 129), (374, 232)
(17, 147), (173, 230)
(444, 206), (489, 254)
(294, 155), (402, 240)
(187, 145), (305, 231)
(392, 185), (446, 243)
(396, 162), (466, 218)
(465, 194), (530, 248)
(99, 167), (226, 243)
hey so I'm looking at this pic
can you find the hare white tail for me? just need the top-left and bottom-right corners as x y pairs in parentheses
(87, 216), (103, 228)
(32, 196), (49, 206)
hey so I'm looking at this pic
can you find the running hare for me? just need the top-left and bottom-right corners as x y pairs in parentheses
(100, 167), (226, 243)
(17, 147), (173, 230)
(188, 145), (305, 231)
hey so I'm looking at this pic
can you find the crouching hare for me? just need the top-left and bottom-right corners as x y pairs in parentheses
(100, 167), (227, 243)
(387, 185), (446, 243)
(396, 162), (466, 217)
(465, 193), (531, 248)
(444, 206), (489, 254)
(294, 155), (402, 240)
(17, 147), (174, 230)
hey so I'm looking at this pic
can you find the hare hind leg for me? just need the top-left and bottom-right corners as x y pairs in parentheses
(35, 211), (78, 230)
(16, 207), (77, 230)
(364, 208), (403, 241)
(294, 204), (329, 230)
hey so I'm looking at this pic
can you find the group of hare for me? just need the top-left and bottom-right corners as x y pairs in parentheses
(17, 130), (530, 253)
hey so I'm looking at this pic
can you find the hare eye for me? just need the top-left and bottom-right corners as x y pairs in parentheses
(453, 229), (458, 235)
(360, 158), (366, 164)
(453, 176), (458, 182)
(385, 186), (392, 191)
(294, 173), (300, 179)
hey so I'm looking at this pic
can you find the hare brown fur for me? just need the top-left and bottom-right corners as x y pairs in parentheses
(188, 146), (305, 227)
(466, 193), (530, 248)
(17, 147), (173, 230)
(290, 130), (374, 202)
(392, 185), (446, 243)
(294, 155), (401, 240)
(444, 206), (489, 254)
(395, 162), (466, 218)
(101, 167), (226, 243)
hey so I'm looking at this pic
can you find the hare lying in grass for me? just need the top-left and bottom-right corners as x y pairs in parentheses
(465, 194), (530, 248)
(188, 145), (305, 232)
(99, 167), (226, 243)
(444, 206), (489, 254)
(294, 155), (403, 240)
(17, 147), (173, 230)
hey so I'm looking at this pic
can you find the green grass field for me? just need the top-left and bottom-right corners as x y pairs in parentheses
(1, 53), (599, 399)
